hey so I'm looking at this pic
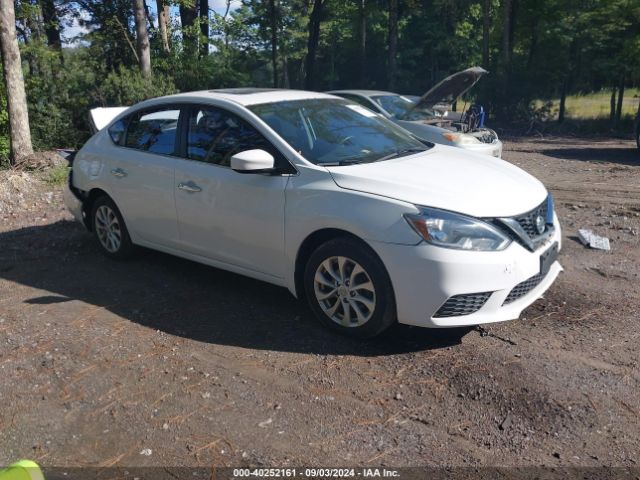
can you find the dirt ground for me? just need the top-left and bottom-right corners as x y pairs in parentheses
(0, 137), (639, 472)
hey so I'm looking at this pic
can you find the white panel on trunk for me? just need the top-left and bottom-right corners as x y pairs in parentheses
(89, 107), (129, 132)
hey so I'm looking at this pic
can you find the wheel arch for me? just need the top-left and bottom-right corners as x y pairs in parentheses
(82, 188), (114, 231)
(293, 228), (389, 301)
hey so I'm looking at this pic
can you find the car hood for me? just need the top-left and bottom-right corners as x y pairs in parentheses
(413, 67), (488, 110)
(325, 146), (547, 218)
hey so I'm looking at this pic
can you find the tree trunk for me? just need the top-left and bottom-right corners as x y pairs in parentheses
(614, 74), (625, 129)
(133, 0), (151, 76)
(482, 0), (490, 68)
(526, 17), (539, 71)
(199, 0), (209, 57)
(558, 39), (578, 125)
(329, 25), (337, 88)
(508, 0), (517, 61)
(16, 5), (39, 75)
(304, 0), (324, 90)
(500, 0), (513, 118)
(388, 0), (398, 90)
(222, 0), (231, 50)
(180, 0), (198, 57)
(39, 0), (62, 57)
(609, 88), (616, 124)
(359, 0), (367, 87)
(21, 27), (39, 76)
(269, 0), (278, 87)
(0, 0), (34, 165)
(558, 77), (568, 124)
(282, 54), (290, 88)
(157, 0), (170, 52)
(502, 0), (512, 67)
(26, 6), (44, 41)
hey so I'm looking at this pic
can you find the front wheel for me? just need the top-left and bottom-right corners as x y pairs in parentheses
(303, 238), (396, 338)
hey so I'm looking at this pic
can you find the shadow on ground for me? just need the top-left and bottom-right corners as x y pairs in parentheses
(0, 220), (470, 356)
(542, 147), (639, 166)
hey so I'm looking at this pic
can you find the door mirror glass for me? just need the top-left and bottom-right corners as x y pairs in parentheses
(230, 149), (275, 173)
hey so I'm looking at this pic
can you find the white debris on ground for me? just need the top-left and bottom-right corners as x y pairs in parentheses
(578, 229), (611, 251)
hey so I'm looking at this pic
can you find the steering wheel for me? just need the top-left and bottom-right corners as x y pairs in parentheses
(339, 135), (354, 146)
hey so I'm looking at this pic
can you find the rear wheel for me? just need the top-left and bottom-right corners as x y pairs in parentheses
(91, 196), (133, 260)
(304, 238), (396, 338)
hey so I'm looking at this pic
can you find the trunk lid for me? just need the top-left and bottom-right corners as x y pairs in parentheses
(89, 107), (129, 133)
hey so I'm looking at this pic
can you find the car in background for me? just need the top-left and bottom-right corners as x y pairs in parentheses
(328, 67), (503, 158)
(65, 88), (561, 337)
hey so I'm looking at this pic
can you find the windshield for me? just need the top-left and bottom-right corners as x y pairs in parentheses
(371, 95), (437, 121)
(249, 99), (428, 165)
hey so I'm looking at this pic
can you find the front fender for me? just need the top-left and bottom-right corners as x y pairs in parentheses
(283, 166), (421, 294)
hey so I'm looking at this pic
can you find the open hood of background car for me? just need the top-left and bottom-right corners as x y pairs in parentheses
(413, 67), (488, 110)
(89, 107), (129, 133)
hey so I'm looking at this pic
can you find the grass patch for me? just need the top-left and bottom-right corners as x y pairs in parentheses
(45, 164), (70, 185)
(535, 89), (640, 121)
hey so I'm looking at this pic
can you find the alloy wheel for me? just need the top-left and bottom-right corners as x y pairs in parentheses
(94, 205), (122, 253)
(313, 256), (376, 327)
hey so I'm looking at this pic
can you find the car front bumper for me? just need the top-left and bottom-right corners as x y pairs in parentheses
(458, 139), (503, 158)
(371, 217), (562, 328)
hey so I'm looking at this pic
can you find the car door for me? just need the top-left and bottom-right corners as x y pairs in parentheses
(173, 105), (290, 279)
(108, 105), (182, 248)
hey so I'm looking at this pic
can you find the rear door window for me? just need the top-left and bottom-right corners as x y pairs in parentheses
(125, 107), (181, 155)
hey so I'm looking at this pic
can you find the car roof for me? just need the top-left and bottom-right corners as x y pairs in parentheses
(328, 89), (396, 98)
(148, 88), (336, 107)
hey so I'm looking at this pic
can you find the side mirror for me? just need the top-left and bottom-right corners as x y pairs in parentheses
(230, 149), (275, 174)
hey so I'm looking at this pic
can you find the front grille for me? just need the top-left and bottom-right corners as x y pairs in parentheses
(503, 272), (547, 305)
(434, 292), (492, 318)
(514, 200), (549, 239)
(493, 197), (553, 252)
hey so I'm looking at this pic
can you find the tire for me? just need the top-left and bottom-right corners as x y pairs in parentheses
(303, 237), (396, 338)
(90, 195), (134, 260)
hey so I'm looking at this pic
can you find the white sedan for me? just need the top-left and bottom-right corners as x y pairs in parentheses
(64, 88), (562, 337)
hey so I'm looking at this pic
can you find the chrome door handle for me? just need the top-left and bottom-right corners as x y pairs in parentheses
(111, 168), (127, 178)
(178, 182), (202, 193)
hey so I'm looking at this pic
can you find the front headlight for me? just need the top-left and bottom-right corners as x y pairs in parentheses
(441, 132), (481, 145)
(404, 207), (511, 251)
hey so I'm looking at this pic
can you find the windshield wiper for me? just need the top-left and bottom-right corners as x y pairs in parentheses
(319, 147), (427, 166)
(375, 147), (427, 162)
(318, 158), (369, 167)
